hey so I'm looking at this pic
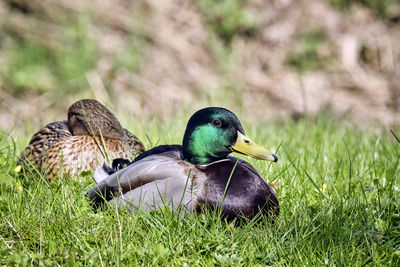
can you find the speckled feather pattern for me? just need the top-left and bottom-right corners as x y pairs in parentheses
(19, 99), (145, 178)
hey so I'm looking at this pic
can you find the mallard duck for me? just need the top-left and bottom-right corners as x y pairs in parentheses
(88, 107), (279, 221)
(19, 99), (145, 178)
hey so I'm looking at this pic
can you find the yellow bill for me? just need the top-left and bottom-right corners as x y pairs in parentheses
(230, 131), (278, 162)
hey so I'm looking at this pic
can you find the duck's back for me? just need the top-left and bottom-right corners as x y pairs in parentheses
(20, 121), (71, 168)
(20, 129), (141, 178)
(40, 135), (135, 177)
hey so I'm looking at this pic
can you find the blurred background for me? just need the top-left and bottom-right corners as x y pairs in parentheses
(0, 0), (399, 136)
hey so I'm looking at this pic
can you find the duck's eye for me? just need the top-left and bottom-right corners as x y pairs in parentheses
(211, 119), (222, 127)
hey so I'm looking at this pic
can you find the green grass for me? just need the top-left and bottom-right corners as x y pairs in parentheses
(1, 114), (399, 265)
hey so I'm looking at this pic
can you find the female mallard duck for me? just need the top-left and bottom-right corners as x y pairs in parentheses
(88, 107), (279, 220)
(19, 99), (145, 178)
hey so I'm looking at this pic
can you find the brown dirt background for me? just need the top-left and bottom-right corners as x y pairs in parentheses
(0, 0), (399, 135)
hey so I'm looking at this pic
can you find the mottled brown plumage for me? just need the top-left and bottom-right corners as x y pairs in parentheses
(19, 99), (145, 178)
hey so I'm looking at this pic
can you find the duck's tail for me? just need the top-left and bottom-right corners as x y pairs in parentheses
(89, 164), (114, 209)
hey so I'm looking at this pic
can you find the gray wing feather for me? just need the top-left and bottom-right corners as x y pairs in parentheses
(110, 175), (195, 213)
(87, 151), (187, 206)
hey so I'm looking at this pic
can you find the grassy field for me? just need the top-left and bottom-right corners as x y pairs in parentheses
(1, 0), (399, 265)
(0, 113), (399, 265)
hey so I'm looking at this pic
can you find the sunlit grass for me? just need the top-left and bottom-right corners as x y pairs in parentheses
(0, 113), (399, 265)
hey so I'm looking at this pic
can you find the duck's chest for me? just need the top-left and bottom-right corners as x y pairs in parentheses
(194, 161), (279, 220)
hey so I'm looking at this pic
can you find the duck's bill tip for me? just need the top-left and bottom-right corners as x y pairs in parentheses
(256, 153), (278, 162)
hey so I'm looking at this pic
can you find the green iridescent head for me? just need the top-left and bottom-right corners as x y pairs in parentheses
(181, 107), (278, 165)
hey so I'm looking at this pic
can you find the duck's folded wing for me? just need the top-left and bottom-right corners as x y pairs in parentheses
(87, 151), (186, 207)
(19, 121), (70, 165)
(109, 175), (195, 213)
